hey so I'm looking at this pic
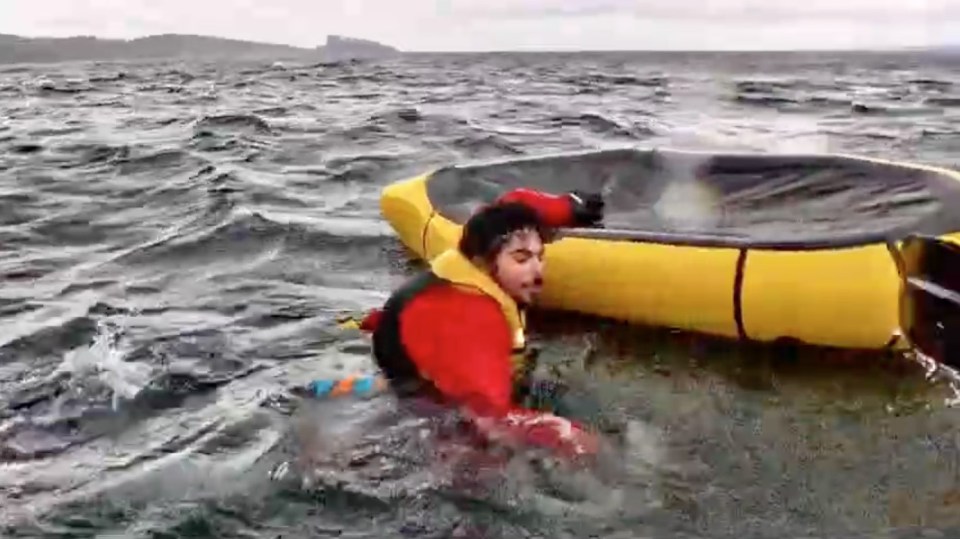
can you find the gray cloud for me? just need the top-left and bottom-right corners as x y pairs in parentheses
(465, 0), (960, 22)
(1, 0), (957, 51)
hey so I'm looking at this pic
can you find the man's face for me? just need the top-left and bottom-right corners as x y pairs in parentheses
(490, 228), (545, 306)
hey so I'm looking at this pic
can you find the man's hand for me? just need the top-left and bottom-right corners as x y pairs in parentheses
(335, 309), (382, 332)
(567, 191), (605, 227)
(505, 410), (601, 461)
(472, 408), (601, 464)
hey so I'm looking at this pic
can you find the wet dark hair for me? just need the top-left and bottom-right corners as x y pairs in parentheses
(458, 202), (552, 262)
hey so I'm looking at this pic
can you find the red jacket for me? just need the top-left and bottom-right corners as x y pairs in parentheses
(359, 188), (599, 460)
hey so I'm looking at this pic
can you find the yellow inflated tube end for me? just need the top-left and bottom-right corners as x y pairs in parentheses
(380, 172), (435, 259)
(740, 243), (902, 350)
(941, 232), (960, 248)
(380, 171), (466, 262)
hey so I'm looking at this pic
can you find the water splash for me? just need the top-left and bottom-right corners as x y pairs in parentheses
(911, 348), (960, 408)
(651, 171), (722, 231)
(651, 116), (837, 233)
(59, 319), (153, 411)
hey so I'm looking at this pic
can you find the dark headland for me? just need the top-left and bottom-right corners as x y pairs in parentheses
(0, 33), (400, 64)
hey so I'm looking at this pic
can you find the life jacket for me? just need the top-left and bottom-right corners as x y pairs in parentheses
(371, 248), (535, 400)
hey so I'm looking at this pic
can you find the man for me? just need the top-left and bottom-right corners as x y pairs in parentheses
(356, 188), (605, 461)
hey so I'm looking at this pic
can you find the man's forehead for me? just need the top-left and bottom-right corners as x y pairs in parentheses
(502, 229), (544, 251)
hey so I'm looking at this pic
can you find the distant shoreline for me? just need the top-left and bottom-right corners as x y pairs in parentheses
(0, 32), (954, 65)
(407, 43), (960, 55)
(0, 33), (399, 65)
(407, 48), (957, 55)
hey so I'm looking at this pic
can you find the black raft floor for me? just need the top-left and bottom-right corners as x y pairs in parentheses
(425, 148), (960, 249)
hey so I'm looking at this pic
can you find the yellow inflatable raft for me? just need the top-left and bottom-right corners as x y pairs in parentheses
(379, 148), (960, 351)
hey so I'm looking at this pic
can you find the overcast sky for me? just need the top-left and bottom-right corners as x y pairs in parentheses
(2, 0), (958, 51)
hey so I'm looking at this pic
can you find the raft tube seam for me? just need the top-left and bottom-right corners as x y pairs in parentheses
(422, 210), (437, 258)
(733, 248), (748, 340)
(885, 239), (906, 279)
(884, 238), (908, 350)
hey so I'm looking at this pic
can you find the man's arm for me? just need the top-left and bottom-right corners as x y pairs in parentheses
(401, 289), (599, 459)
(401, 288), (514, 415)
(495, 188), (605, 228)
(357, 309), (382, 331)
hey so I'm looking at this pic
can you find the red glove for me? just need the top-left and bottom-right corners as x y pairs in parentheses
(472, 408), (600, 462)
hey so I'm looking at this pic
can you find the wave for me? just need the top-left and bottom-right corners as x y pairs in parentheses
(734, 94), (803, 107)
(251, 106), (291, 117)
(113, 208), (393, 275)
(25, 125), (88, 138)
(561, 73), (667, 88)
(87, 72), (133, 84)
(4, 49), (960, 536)
(0, 190), (42, 227)
(134, 83), (185, 94)
(193, 114), (273, 136)
(907, 78), (953, 90)
(369, 106), (422, 124)
(851, 102), (942, 116)
(113, 148), (201, 176)
(9, 143), (44, 154)
(56, 142), (130, 163)
(0, 321), (265, 463)
(0, 65), (34, 74)
(318, 154), (403, 183)
(732, 89), (855, 111)
(325, 106), (478, 145)
(925, 96), (960, 107)
(451, 134), (525, 157)
(547, 112), (654, 139)
(0, 313), (99, 364)
(34, 83), (91, 95)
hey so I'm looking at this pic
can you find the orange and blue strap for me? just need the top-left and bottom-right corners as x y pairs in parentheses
(307, 374), (388, 399)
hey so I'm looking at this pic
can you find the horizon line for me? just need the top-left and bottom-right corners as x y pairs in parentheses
(1, 30), (955, 55)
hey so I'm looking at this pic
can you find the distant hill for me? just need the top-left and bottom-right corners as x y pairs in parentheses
(889, 44), (960, 55)
(0, 33), (399, 64)
(320, 35), (399, 61)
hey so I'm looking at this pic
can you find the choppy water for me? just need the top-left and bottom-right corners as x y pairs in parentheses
(2, 50), (960, 538)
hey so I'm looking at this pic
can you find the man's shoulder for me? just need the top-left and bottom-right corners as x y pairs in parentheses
(403, 280), (505, 319)
(418, 280), (502, 307)
(400, 282), (512, 346)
